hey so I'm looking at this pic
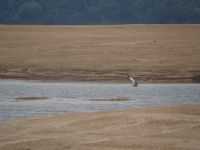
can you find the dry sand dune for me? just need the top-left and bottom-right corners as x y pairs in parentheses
(0, 25), (200, 82)
(0, 104), (200, 150)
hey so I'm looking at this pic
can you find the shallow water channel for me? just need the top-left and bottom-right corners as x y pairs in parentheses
(0, 79), (200, 120)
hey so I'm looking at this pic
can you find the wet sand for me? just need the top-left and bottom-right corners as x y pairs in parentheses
(0, 104), (200, 150)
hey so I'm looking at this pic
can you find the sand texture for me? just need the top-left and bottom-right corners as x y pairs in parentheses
(0, 104), (200, 150)
(0, 25), (200, 82)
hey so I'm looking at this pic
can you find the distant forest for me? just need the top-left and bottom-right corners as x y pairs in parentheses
(1, 0), (200, 24)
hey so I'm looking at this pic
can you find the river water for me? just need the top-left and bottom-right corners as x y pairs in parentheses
(0, 79), (200, 120)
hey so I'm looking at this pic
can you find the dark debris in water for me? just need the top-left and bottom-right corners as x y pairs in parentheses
(15, 97), (49, 101)
(89, 97), (129, 102)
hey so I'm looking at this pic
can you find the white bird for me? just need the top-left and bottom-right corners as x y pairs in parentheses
(128, 75), (138, 87)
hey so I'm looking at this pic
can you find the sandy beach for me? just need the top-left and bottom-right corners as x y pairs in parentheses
(0, 24), (200, 150)
(0, 104), (200, 150)
(0, 25), (200, 83)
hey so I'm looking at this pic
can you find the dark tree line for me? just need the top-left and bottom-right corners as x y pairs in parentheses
(1, 0), (200, 24)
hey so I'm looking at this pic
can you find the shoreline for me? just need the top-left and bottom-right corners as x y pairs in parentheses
(0, 70), (198, 83)
(0, 104), (200, 150)
(1, 103), (200, 122)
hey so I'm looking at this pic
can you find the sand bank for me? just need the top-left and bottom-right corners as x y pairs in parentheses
(0, 104), (200, 150)
(0, 25), (200, 83)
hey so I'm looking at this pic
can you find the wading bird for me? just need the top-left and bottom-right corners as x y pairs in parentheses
(128, 74), (138, 87)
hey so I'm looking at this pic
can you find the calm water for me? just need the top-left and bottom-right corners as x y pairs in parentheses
(0, 79), (200, 121)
